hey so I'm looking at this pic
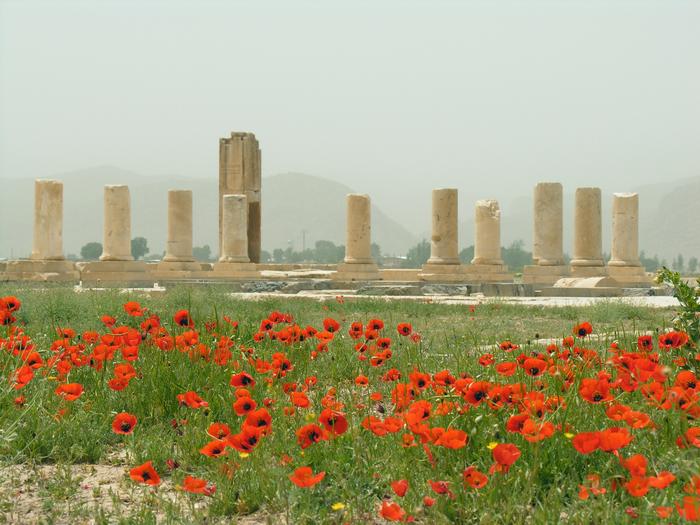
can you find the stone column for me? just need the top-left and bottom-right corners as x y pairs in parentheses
(344, 194), (373, 264)
(219, 132), (261, 263)
(532, 182), (564, 265)
(31, 179), (64, 260)
(472, 200), (503, 265)
(220, 194), (250, 263)
(609, 193), (640, 267)
(607, 192), (650, 286)
(570, 187), (604, 275)
(163, 190), (194, 262)
(100, 185), (133, 261)
(522, 182), (568, 285)
(427, 188), (459, 265)
(334, 194), (379, 280)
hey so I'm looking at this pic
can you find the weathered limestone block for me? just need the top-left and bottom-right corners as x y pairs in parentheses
(570, 187), (606, 277)
(155, 190), (201, 278)
(334, 194), (380, 281)
(607, 193), (651, 287)
(523, 182), (568, 285)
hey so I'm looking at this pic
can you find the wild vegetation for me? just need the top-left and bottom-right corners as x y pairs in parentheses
(1, 285), (698, 524)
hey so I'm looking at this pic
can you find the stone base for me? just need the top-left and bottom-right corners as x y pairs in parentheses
(333, 263), (381, 281)
(418, 263), (471, 283)
(1, 260), (80, 282)
(379, 269), (422, 282)
(150, 261), (212, 281)
(569, 265), (608, 278)
(606, 265), (653, 287)
(461, 264), (513, 283)
(540, 276), (622, 297)
(210, 262), (259, 280)
(78, 261), (155, 287)
(522, 265), (570, 286)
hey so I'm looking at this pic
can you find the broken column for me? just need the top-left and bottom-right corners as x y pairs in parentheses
(462, 200), (512, 282)
(334, 194), (380, 280)
(155, 190), (203, 278)
(78, 185), (153, 287)
(606, 192), (650, 286)
(212, 194), (258, 278)
(3, 179), (78, 282)
(570, 187), (606, 277)
(219, 132), (261, 263)
(523, 182), (568, 285)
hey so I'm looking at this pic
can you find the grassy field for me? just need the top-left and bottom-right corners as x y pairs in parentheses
(0, 285), (698, 524)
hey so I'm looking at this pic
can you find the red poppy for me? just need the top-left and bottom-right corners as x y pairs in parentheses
(579, 378), (613, 404)
(227, 426), (263, 452)
(123, 301), (144, 317)
(55, 383), (84, 401)
(572, 432), (600, 454)
(296, 424), (328, 449)
(463, 466), (488, 489)
(573, 322), (592, 338)
(173, 309), (193, 327)
(289, 466), (325, 488)
(522, 357), (547, 377)
(492, 443), (521, 473)
(380, 501), (406, 522)
(207, 423), (231, 439)
(391, 479), (409, 497)
(397, 322), (412, 336)
(112, 412), (137, 435)
(181, 475), (216, 496)
(496, 362), (518, 376)
(233, 397), (257, 416)
(199, 439), (228, 457)
(177, 391), (208, 409)
(637, 335), (654, 351)
(322, 318), (340, 333)
(598, 427), (633, 452)
(230, 372), (255, 388)
(1, 296), (21, 312)
(243, 408), (272, 435)
(318, 408), (348, 436)
(129, 461), (160, 485)
(433, 429), (468, 449)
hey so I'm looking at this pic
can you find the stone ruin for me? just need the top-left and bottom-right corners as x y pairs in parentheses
(0, 132), (655, 296)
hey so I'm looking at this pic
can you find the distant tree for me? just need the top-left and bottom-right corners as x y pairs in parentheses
(688, 256), (698, 275)
(131, 237), (149, 260)
(502, 240), (532, 272)
(640, 251), (661, 273)
(260, 250), (272, 263)
(80, 242), (102, 260)
(673, 254), (685, 273)
(314, 240), (344, 263)
(371, 243), (382, 264)
(272, 248), (285, 263)
(193, 245), (212, 262)
(459, 245), (475, 264)
(403, 240), (430, 268)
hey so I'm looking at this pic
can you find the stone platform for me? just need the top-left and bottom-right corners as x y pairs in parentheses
(522, 265), (569, 286)
(78, 261), (154, 287)
(1, 260), (79, 282)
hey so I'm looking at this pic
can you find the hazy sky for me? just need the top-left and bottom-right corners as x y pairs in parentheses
(1, 0), (698, 232)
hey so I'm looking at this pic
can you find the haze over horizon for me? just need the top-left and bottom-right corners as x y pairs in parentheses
(1, 0), (699, 235)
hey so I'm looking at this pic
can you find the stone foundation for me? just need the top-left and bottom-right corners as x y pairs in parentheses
(606, 266), (653, 287)
(333, 262), (381, 281)
(210, 262), (260, 279)
(2, 260), (79, 282)
(522, 265), (569, 286)
(78, 261), (154, 287)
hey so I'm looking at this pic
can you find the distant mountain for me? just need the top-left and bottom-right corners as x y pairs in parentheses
(0, 167), (419, 259)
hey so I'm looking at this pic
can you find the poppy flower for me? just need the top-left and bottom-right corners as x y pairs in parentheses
(290, 391), (310, 408)
(319, 408), (348, 436)
(181, 475), (216, 496)
(598, 427), (633, 452)
(397, 323), (412, 336)
(230, 372), (255, 388)
(380, 501), (406, 522)
(391, 479), (409, 497)
(659, 331), (690, 349)
(433, 429), (468, 449)
(233, 397), (257, 416)
(55, 383), (84, 401)
(289, 466), (325, 488)
(243, 408), (272, 435)
(199, 439), (228, 457)
(463, 466), (488, 489)
(173, 309), (193, 327)
(496, 362), (517, 376)
(296, 424), (328, 449)
(573, 322), (593, 337)
(227, 426), (263, 452)
(112, 412), (137, 435)
(123, 301), (144, 317)
(620, 454), (647, 477)
(428, 479), (455, 498)
(522, 357), (547, 377)
(579, 378), (613, 404)
(207, 423), (231, 439)
(177, 391), (208, 409)
(129, 461), (160, 485)
(464, 381), (491, 405)
(623, 476), (650, 498)
(492, 443), (521, 473)
(1, 296), (21, 312)
(572, 432), (600, 454)
(323, 318), (340, 333)
(637, 335), (654, 351)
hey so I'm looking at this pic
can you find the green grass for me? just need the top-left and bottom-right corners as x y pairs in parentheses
(0, 284), (697, 524)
